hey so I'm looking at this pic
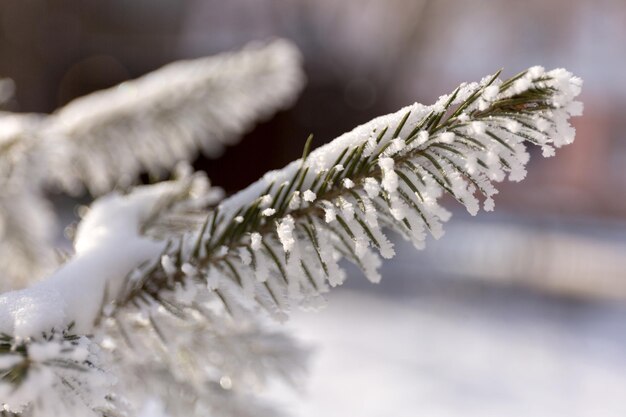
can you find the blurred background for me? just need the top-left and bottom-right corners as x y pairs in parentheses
(1, 0), (625, 415)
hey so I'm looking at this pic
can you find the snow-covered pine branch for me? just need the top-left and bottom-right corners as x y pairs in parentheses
(0, 174), (308, 417)
(0, 39), (304, 291)
(0, 67), (582, 416)
(42, 39), (304, 195)
(127, 67), (583, 316)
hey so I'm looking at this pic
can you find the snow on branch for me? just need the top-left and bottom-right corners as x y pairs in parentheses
(0, 175), (207, 416)
(0, 172), (308, 417)
(0, 67), (582, 416)
(42, 39), (305, 195)
(0, 176), (206, 339)
(126, 67), (583, 317)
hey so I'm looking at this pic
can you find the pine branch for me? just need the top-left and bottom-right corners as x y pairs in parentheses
(41, 39), (305, 195)
(122, 67), (583, 317)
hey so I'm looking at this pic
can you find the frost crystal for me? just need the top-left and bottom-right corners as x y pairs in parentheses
(250, 232), (262, 250)
(363, 177), (380, 199)
(262, 208), (276, 217)
(277, 216), (296, 253)
(379, 158), (398, 193)
(303, 189), (316, 202)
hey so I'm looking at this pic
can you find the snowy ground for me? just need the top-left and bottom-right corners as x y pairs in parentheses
(267, 215), (626, 417)
(269, 289), (626, 417)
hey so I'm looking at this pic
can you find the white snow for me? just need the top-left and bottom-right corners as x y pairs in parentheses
(262, 208), (276, 217)
(528, 65), (545, 78)
(416, 130), (429, 145)
(303, 190), (317, 202)
(277, 216), (296, 253)
(250, 232), (262, 251)
(259, 194), (273, 208)
(440, 131), (455, 143)
(363, 177), (380, 199)
(505, 120), (521, 133)
(0, 181), (187, 338)
(288, 191), (301, 210)
(378, 157), (398, 193)
(482, 85), (499, 101)
(137, 399), (172, 417)
(384, 138), (406, 156)
(513, 77), (531, 94)
(321, 201), (337, 223)
(470, 121), (486, 135)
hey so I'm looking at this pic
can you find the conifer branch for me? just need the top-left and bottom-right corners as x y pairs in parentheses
(122, 67), (583, 317)
(42, 39), (305, 195)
